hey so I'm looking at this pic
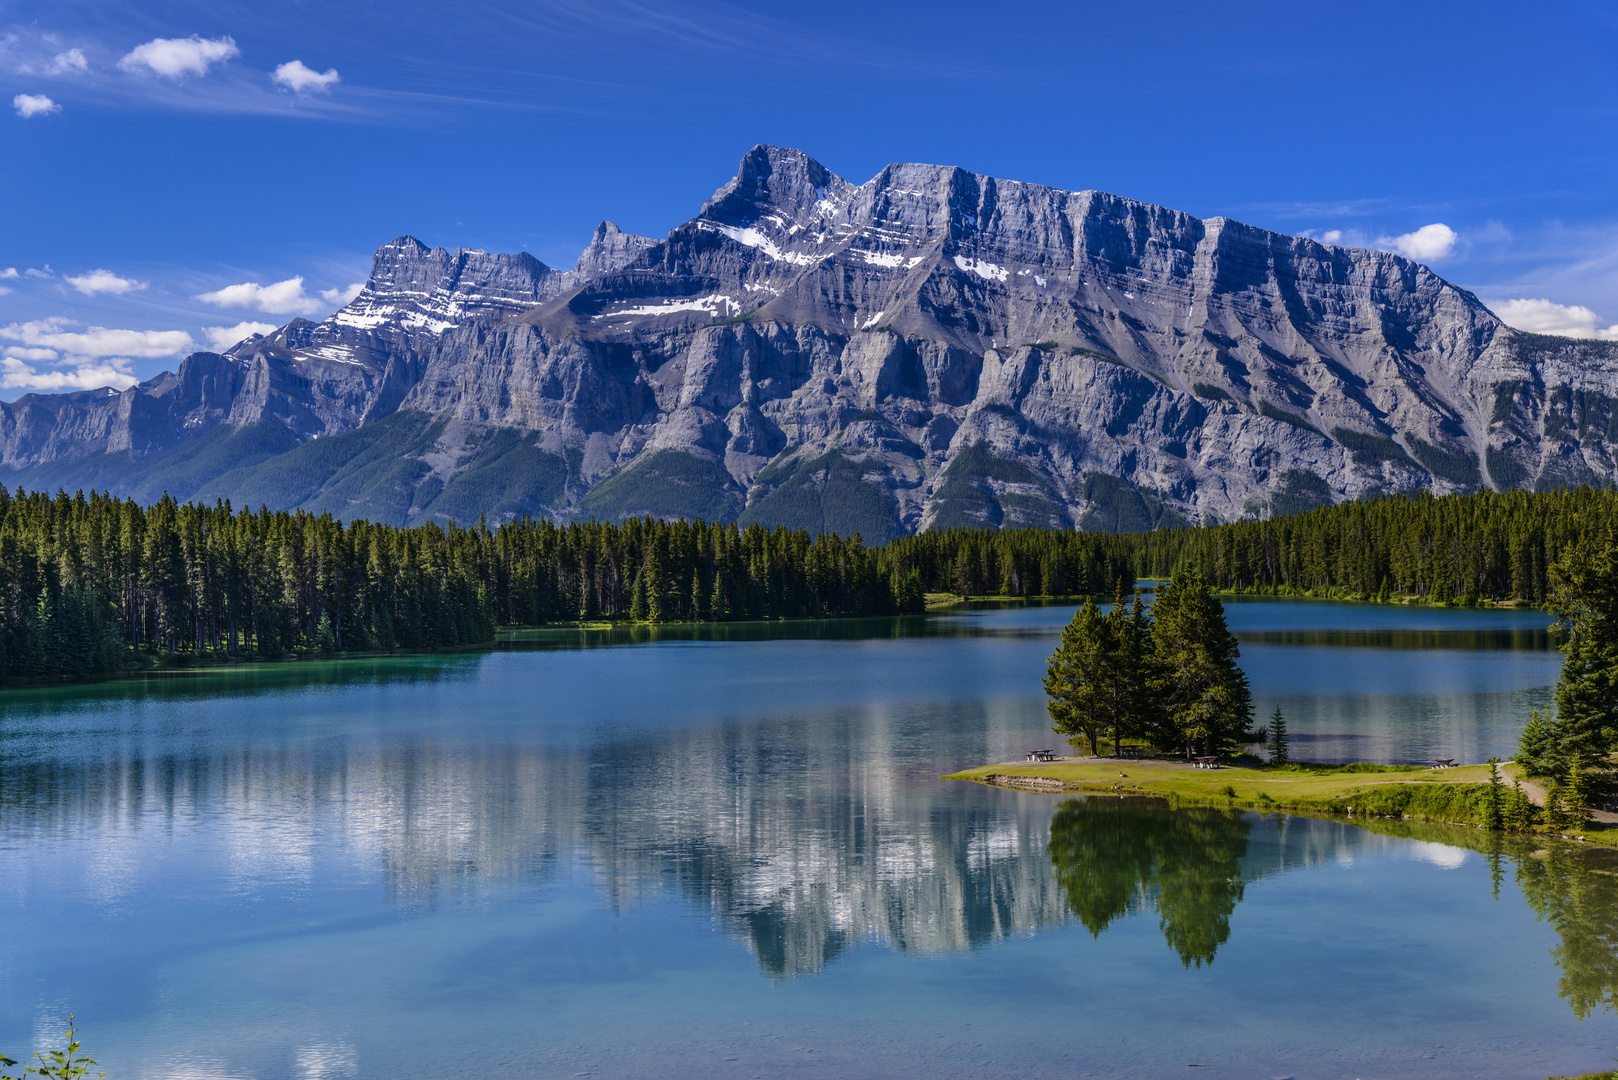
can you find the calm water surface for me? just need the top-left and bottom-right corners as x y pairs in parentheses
(1, 600), (1613, 1079)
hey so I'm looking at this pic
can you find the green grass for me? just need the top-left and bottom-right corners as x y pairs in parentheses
(580, 449), (743, 522)
(943, 757), (1616, 840)
(740, 450), (902, 542)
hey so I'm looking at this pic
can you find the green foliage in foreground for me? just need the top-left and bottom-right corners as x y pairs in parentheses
(2, 1015), (103, 1079)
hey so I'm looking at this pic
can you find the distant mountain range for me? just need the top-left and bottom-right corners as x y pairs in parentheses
(5, 145), (1616, 540)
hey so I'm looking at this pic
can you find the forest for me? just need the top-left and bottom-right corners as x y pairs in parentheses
(0, 482), (1614, 684)
(0, 487), (1133, 682)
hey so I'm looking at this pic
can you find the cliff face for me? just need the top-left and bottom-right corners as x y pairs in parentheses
(7, 146), (1618, 534)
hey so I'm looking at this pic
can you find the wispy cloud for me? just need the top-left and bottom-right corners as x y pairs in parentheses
(0, 318), (191, 393)
(117, 35), (239, 79)
(319, 282), (363, 306)
(202, 321), (277, 352)
(47, 48), (88, 75)
(0, 355), (137, 392)
(1378, 223), (1458, 262)
(1488, 298), (1618, 341)
(65, 268), (145, 295)
(0, 318), (194, 358)
(13, 93), (59, 117)
(273, 60), (339, 94)
(196, 276), (325, 315)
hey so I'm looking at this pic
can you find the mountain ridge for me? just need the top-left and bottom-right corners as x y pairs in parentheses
(5, 145), (1615, 537)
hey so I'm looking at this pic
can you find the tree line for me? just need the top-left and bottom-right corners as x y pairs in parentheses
(1130, 487), (1618, 604)
(0, 488), (1147, 683)
(8, 482), (1618, 686)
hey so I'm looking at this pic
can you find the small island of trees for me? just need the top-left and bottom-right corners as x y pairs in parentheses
(1044, 569), (1252, 759)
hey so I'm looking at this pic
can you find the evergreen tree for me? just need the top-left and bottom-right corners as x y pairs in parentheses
(629, 572), (648, 622)
(1150, 568), (1252, 758)
(1266, 706), (1290, 766)
(1517, 709), (1562, 778)
(1044, 598), (1115, 757)
(1544, 779), (1572, 831)
(1565, 759), (1593, 825)
(1485, 756), (1504, 830)
(1503, 779), (1537, 832)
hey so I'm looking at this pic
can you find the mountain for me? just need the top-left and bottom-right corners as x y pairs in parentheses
(7, 145), (1618, 538)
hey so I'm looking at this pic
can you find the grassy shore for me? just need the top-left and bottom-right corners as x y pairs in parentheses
(942, 756), (1617, 845)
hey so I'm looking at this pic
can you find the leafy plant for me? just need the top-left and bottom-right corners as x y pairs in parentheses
(2, 1016), (104, 1079)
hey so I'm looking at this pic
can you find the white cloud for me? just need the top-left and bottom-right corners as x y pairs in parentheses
(320, 282), (364, 306)
(1, 356), (138, 393)
(1489, 298), (1618, 341)
(1320, 229), (1344, 244)
(117, 35), (239, 80)
(3, 346), (59, 362)
(0, 268), (18, 279)
(1379, 222), (1458, 262)
(272, 60), (341, 94)
(25, 266), (53, 279)
(65, 269), (145, 296)
(203, 321), (278, 352)
(0, 288), (10, 297)
(48, 48), (88, 75)
(13, 93), (60, 118)
(196, 276), (324, 315)
(0, 318), (194, 359)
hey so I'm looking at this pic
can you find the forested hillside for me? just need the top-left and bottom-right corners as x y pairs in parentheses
(1131, 487), (1617, 603)
(0, 483), (1609, 684)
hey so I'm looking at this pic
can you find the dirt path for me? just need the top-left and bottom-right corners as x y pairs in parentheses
(1482, 764), (1618, 825)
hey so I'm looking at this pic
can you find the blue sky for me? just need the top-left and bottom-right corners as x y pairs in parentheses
(3, 0), (1617, 396)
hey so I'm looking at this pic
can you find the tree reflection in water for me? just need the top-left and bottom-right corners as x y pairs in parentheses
(1047, 797), (1251, 968)
(1511, 841), (1618, 1020)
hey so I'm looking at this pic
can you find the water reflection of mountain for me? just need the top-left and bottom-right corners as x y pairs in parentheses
(577, 704), (1074, 978)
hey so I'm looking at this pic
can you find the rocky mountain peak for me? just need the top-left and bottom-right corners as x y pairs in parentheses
(575, 221), (659, 276)
(4, 146), (1617, 535)
(700, 145), (857, 231)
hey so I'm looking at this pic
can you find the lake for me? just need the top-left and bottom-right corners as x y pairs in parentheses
(1, 599), (1614, 1079)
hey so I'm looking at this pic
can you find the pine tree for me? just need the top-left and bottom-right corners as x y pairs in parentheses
(629, 572), (648, 622)
(1484, 756), (1504, 830)
(1544, 779), (1572, 831)
(1150, 568), (1252, 758)
(1564, 759), (1592, 825)
(1044, 598), (1114, 757)
(1503, 779), (1537, 832)
(1549, 527), (1618, 767)
(1516, 709), (1561, 778)
(1266, 706), (1290, 767)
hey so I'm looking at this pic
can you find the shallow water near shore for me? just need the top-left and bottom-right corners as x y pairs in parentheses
(1, 599), (1612, 1079)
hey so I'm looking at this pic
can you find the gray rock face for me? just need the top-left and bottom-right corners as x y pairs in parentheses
(7, 145), (1618, 533)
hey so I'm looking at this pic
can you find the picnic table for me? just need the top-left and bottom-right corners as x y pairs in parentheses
(1432, 758), (1456, 769)
(1026, 749), (1058, 762)
(1118, 746), (1145, 760)
(1192, 755), (1221, 769)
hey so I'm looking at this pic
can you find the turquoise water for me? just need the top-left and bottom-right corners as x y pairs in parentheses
(0, 600), (1612, 1079)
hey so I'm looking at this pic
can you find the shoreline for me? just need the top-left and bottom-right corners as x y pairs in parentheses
(943, 756), (1618, 845)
